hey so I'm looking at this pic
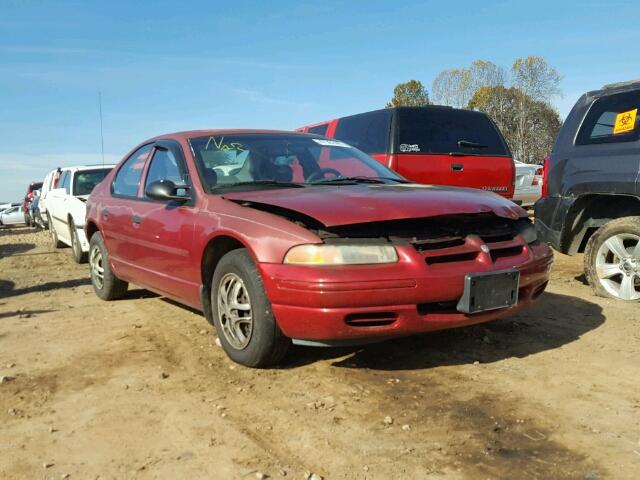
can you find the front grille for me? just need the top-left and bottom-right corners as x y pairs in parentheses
(490, 245), (523, 262)
(425, 252), (478, 265)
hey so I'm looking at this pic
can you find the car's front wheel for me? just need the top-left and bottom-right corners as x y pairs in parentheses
(584, 216), (640, 301)
(89, 232), (128, 300)
(211, 249), (290, 367)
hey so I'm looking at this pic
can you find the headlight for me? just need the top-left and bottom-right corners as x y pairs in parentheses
(283, 244), (398, 265)
(515, 220), (537, 244)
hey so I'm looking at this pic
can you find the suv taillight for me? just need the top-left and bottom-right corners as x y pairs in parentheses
(541, 156), (550, 198)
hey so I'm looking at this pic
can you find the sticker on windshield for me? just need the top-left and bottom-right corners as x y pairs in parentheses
(399, 143), (420, 152)
(312, 138), (350, 148)
(613, 108), (637, 135)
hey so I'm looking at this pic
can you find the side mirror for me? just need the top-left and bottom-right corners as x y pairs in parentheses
(145, 179), (190, 202)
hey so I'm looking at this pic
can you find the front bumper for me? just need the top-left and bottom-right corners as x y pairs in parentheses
(260, 242), (553, 342)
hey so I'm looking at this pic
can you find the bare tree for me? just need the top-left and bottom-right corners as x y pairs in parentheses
(431, 68), (472, 108)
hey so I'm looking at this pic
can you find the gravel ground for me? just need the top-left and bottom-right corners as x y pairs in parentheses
(0, 225), (639, 479)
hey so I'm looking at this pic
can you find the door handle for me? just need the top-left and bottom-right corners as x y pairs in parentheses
(132, 214), (142, 225)
(451, 163), (464, 172)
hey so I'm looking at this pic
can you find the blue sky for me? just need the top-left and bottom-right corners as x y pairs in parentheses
(1, 0), (639, 201)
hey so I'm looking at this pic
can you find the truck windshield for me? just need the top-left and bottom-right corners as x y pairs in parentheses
(189, 134), (405, 191)
(396, 108), (509, 156)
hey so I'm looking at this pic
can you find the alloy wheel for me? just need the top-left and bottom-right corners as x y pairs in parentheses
(595, 233), (640, 300)
(89, 245), (105, 290)
(217, 273), (253, 349)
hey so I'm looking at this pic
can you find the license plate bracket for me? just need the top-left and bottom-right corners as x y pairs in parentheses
(457, 269), (520, 314)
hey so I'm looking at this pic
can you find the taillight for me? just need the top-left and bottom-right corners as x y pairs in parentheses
(541, 157), (550, 198)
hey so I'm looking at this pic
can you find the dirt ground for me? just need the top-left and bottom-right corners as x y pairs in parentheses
(0, 226), (638, 480)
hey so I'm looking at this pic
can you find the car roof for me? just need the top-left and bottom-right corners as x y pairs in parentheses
(59, 164), (116, 172)
(148, 129), (309, 143)
(586, 79), (640, 98)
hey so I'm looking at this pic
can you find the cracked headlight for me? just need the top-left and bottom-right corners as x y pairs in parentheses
(283, 244), (398, 265)
(515, 220), (537, 244)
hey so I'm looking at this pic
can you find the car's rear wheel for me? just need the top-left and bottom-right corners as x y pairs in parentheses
(584, 216), (640, 301)
(70, 220), (88, 264)
(89, 232), (128, 300)
(48, 214), (64, 248)
(211, 249), (290, 367)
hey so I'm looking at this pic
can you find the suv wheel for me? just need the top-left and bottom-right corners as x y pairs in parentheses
(584, 216), (640, 301)
(48, 214), (64, 248)
(89, 232), (128, 300)
(211, 249), (290, 367)
(69, 220), (88, 264)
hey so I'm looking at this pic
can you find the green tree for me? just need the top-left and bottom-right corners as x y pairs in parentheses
(386, 80), (430, 107)
(469, 85), (561, 163)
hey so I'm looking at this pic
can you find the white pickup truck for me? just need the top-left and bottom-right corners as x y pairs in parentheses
(47, 165), (115, 262)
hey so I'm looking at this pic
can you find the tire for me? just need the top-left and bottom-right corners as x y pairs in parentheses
(211, 249), (290, 367)
(89, 231), (128, 301)
(48, 214), (64, 248)
(70, 220), (88, 264)
(584, 216), (640, 301)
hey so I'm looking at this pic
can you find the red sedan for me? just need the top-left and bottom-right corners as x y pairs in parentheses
(85, 130), (553, 367)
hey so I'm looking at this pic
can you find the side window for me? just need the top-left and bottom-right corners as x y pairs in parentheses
(113, 144), (153, 197)
(144, 148), (186, 196)
(333, 110), (391, 154)
(59, 171), (71, 194)
(308, 124), (329, 136)
(576, 90), (640, 145)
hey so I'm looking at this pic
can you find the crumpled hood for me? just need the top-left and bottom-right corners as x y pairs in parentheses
(223, 184), (527, 227)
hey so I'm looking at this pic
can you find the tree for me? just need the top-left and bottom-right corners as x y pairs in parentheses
(469, 85), (561, 163)
(431, 60), (506, 108)
(511, 56), (561, 103)
(431, 68), (472, 108)
(386, 80), (430, 107)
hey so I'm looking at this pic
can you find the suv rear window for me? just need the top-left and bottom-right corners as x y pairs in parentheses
(396, 108), (509, 156)
(576, 90), (640, 145)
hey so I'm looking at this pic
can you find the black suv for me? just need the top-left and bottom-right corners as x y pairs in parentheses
(535, 80), (640, 301)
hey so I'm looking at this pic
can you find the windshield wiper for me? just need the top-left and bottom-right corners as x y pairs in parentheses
(309, 176), (410, 185)
(213, 180), (304, 189)
(458, 140), (488, 149)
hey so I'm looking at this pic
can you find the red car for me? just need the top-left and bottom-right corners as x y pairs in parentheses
(298, 106), (516, 199)
(85, 130), (552, 367)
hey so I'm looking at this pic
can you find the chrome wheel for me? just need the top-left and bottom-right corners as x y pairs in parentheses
(89, 245), (105, 290)
(595, 233), (640, 300)
(217, 273), (253, 349)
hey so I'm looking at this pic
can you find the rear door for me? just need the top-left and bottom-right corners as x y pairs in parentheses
(393, 107), (514, 197)
(101, 144), (153, 279)
(572, 89), (640, 195)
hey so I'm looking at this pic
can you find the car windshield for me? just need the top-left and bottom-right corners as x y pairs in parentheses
(188, 134), (406, 191)
(73, 168), (112, 196)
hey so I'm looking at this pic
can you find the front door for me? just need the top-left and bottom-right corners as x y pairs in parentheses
(129, 141), (199, 305)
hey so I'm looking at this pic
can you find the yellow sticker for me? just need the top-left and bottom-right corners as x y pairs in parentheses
(613, 108), (637, 134)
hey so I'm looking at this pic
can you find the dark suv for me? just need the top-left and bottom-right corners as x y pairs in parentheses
(535, 80), (640, 301)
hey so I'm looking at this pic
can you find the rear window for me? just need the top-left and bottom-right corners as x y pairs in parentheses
(333, 109), (391, 155)
(576, 90), (640, 145)
(396, 108), (509, 156)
